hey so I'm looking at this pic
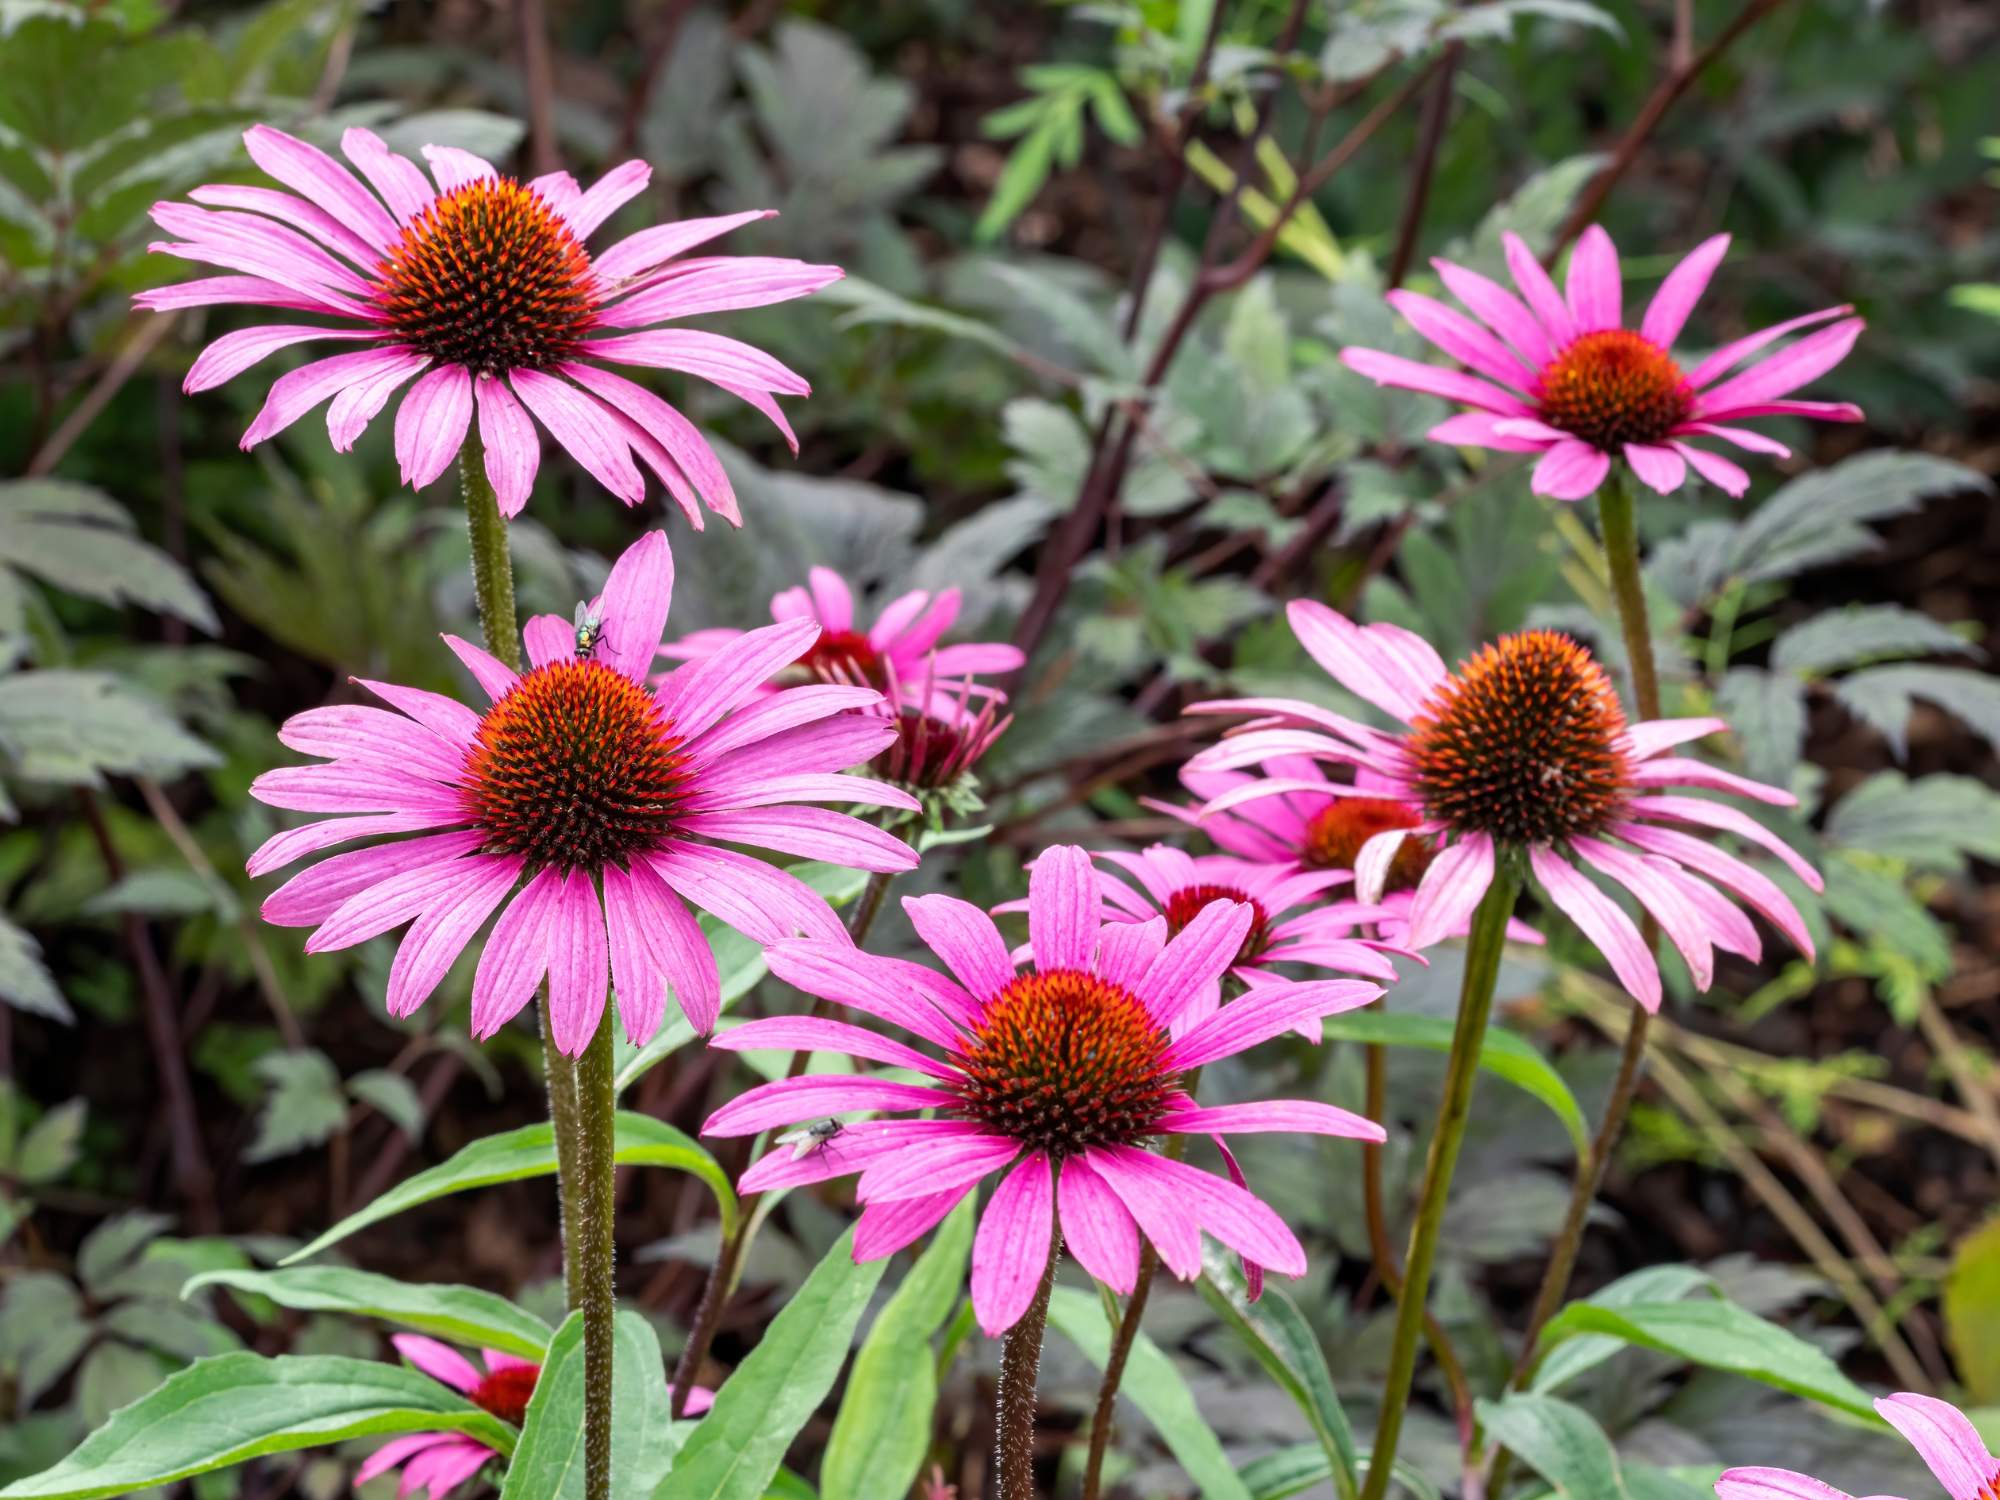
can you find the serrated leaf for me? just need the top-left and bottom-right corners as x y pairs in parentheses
(77, 1211), (173, 1291)
(0, 1354), (514, 1499)
(12, 1098), (84, 1182)
(653, 1227), (886, 1500)
(1716, 669), (1807, 785)
(0, 480), (215, 632)
(0, 913), (69, 1022)
(1825, 772), (2000, 873)
(1730, 452), (1991, 586)
(1047, 1285), (1253, 1500)
(244, 1049), (345, 1164)
(188, 1268), (552, 1361)
(347, 1070), (425, 1143)
(1770, 605), (1974, 675)
(83, 868), (236, 920)
(0, 670), (217, 787)
(1834, 665), (2000, 758)
(500, 1310), (672, 1499)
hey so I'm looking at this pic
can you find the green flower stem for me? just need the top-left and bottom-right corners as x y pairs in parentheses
(458, 438), (612, 1500)
(1358, 865), (1522, 1500)
(995, 1223), (1063, 1500)
(1504, 472), (1665, 1393)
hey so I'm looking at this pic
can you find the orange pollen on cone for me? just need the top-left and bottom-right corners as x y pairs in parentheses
(468, 1362), (539, 1427)
(797, 627), (885, 686)
(1161, 884), (1270, 964)
(1407, 630), (1632, 846)
(460, 658), (688, 873)
(376, 178), (598, 376)
(1301, 798), (1431, 892)
(952, 969), (1179, 1158)
(1535, 329), (1692, 451)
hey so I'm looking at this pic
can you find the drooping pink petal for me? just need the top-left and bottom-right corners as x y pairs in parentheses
(853, 1186), (975, 1262)
(1158, 1100), (1386, 1143)
(1713, 1468), (1860, 1500)
(340, 128), (435, 225)
(1571, 836), (1715, 990)
(1623, 442), (1688, 495)
(645, 839), (846, 945)
(1624, 795), (1821, 889)
(674, 807), (918, 873)
(593, 209), (778, 285)
(1148, 1152), (1307, 1277)
(1641, 233), (1730, 348)
(1502, 230), (1578, 346)
(304, 855), (478, 954)
(710, 1015), (954, 1081)
(1404, 832), (1496, 950)
(242, 125), (399, 251)
(246, 810), (461, 878)
(1672, 442), (1751, 497)
(241, 346), (428, 448)
(763, 941), (964, 1050)
(970, 1153), (1055, 1335)
(354, 1432), (461, 1487)
(328, 352), (429, 451)
(402, 1436), (496, 1497)
(1672, 421), (1790, 457)
(1529, 846), (1660, 1011)
(1385, 289), (1535, 389)
(1629, 757), (1797, 806)
(394, 364), (474, 490)
(261, 832), (486, 927)
(1691, 318), (1865, 418)
(1564, 225), (1622, 332)
(1432, 256), (1555, 367)
(1622, 717), (1729, 760)
(1084, 1145), (1204, 1280)
(185, 324), (379, 394)
(441, 634), (520, 703)
(1613, 822), (1813, 959)
(1690, 398), (1863, 424)
(856, 1135), (1020, 1205)
(508, 369), (645, 505)
(702, 1077), (960, 1138)
(599, 256), (844, 326)
(386, 858), (520, 1018)
(1875, 1393), (2000, 1500)
(474, 376), (541, 518)
(1354, 828), (1414, 905)
(1028, 843), (1098, 972)
(560, 363), (737, 521)
(1058, 1156), (1141, 1295)
(1531, 440), (1613, 500)
(392, 1334), (482, 1394)
(1338, 347), (1534, 417)
(277, 704), (468, 782)
(470, 869), (562, 1038)
(583, 329), (810, 395)
(603, 857), (720, 1035)
(905, 895), (1017, 1002)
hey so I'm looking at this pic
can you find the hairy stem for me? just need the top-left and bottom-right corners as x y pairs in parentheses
(1359, 867), (1522, 1500)
(459, 438), (610, 1498)
(996, 1229), (1063, 1500)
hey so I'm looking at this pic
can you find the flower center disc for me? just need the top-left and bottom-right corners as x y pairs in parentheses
(1536, 329), (1691, 450)
(953, 970), (1178, 1157)
(797, 628), (885, 686)
(462, 659), (688, 872)
(1162, 884), (1270, 964)
(1302, 798), (1430, 891)
(377, 179), (598, 376)
(1407, 630), (1632, 846)
(469, 1363), (539, 1427)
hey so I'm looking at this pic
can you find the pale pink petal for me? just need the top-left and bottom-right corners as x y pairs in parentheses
(1622, 717), (1729, 760)
(1432, 256), (1555, 366)
(1875, 1393), (2000, 1500)
(1692, 319), (1865, 417)
(1624, 794), (1820, 889)
(1502, 230), (1578, 345)
(420, 145), (498, 195)
(594, 530), (674, 682)
(599, 256), (844, 326)
(187, 183), (380, 269)
(1685, 305), (1854, 390)
(1641, 233), (1729, 348)
(603, 858), (720, 1035)
(261, 832), (486, 928)
(1624, 442), (1689, 495)
(1159, 1100), (1385, 1143)
(474, 376), (541, 517)
(854, 1187), (974, 1262)
(441, 634), (519, 702)
(1405, 832), (1495, 950)
(1386, 289), (1535, 388)
(544, 871), (610, 1055)
(702, 1077), (959, 1138)
(1338, 347), (1534, 416)
(355, 1432), (458, 1486)
(148, 201), (374, 297)
(1672, 442), (1751, 497)
(386, 858), (520, 1018)
(567, 161), (652, 240)
(242, 124), (398, 250)
(528, 171), (581, 219)
(509, 369), (644, 505)
(1134, 900), (1253, 1026)
(710, 1015), (953, 1081)
(1654, 859), (1761, 960)
(904, 895), (1016, 1002)
(470, 869), (561, 1038)
(1572, 835), (1714, 990)
(1565, 225), (1622, 332)
(1028, 844), (1098, 972)
(1629, 757), (1797, 805)
(523, 614), (573, 670)
(1613, 822), (1813, 959)
(806, 566), (855, 632)
(674, 807), (917, 873)
(1532, 440), (1613, 500)
(1286, 600), (1438, 723)
(1085, 1146), (1204, 1280)
(1714, 1469), (1863, 1500)
(560, 362), (737, 521)
(594, 209), (778, 284)
(1163, 980), (1381, 1070)
(185, 324), (379, 394)
(392, 1334), (481, 1394)
(394, 365), (474, 490)
(1673, 421), (1791, 457)
(1428, 412), (1552, 453)
(241, 346), (427, 448)
(305, 858), (483, 953)
(340, 128), (435, 224)
(1530, 846), (1660, 1011)
(277, 704), (468, 782)
(1058, 1156), (1141, 1295)
(1354, 829), (1413, 905)
(582, 329), (809, 395)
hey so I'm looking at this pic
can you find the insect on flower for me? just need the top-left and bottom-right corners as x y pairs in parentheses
(776, 1119), (846, 1160)
(572, 602), (607, 660)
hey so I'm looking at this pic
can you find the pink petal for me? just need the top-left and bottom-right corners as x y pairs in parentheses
(1158, 1100), (1385, 1143)
(1624, 794), (1820, 889)
(1285, 600), (1442, 723)
(599, 256), (844, 326)
(305, 857), (481, 953)
(1875, 1392), (1999, 1500)
(474, 376), (541, 518)
(328, 353), (429, 451)
(340, 128), (435, 224)
(242, 124), (398, 251)
(1427, 412), (1552, 453)
(702, 1077), (959, 1138)
(593, 209), (778, 284)
(241, 346), (427, 448)
(1058, 1156), (1141, 1295)
(739, 1119), (978, 1194)
(854, 1187), (974, 1262)
(645, 840), (846, 945)
(386, 858), (520, 1018)
(1338, 347), (1534, 417)
(393, 1334), (481, 1394)
(1564, 224), (1622, 332)
(583, 329), (809, 395)
(710, 1015), (953, 1081)
(594, 531), (675, 682)
(1086, 1146), (1205, 1280)
(1714, 1469), (1860, 1500)
(1628, 757), (1797, 806)
(1134, 899), (1253, 1026)
(1641, 233), (1729, 348)
(1624, 442), (1689, 495)
(148, 202), (374, 297)
(509, 369), (645, 505)
(546, 870), (609, 1056)
(763, 940), (963, 1051)
(277, 704), (467, 782)
(1571, 835), (1715, 990)
(807, 566), (855, 632)
(673, 807), (918, 873)
(657, 617), (819, 739)
(560, 362), (737, 522)
(1386, 289), (1535, 389)
(1673, 421), (1790, 457)
(856, 1135), (1020, 1205)
(528, 171), (581, 218)
(395, 365), (475, 490)
(1502, 230), (1577, 346)
(250, 762), (462, 817)
(523, 614), (573, 670)
(1148, 1153), (1306, 1277)
(1623, 717), (1730, 760)
(1404, 832), (1495, 950)
(690, 683), (879, 760)
(1672, 442), (1751, 497)
(1028, 844), (1098, 972)
(1163, 980), (1381, 1070)
(185, 324), (379, 394)
(1685, 305), (1854, 390)
(187, 183), (380, 269)
(1614, 822), (1814, 959)
(261, 832), (485, 928)
(1530, 846), (1660, 1011)
(905, 895), (1016, 1002)
(420, 145), (498, 195)
(470, 869), (562, 1038)
(441, 634), (519, 702)
(135, 274), (344, 315)
(246, 810), (459, 878)
(1095, 915), (1167, 992)
(355, 1432), (459, 1487)
(602, 858), (719, 1036)
(1531, 439), (1612, 500)
(1432, 256), (1554, 367)
(1692, 318), (1865, 417)
(567, 160), (652, 240)
(354, 679), (481, 746)
(971, 1153), (1055, 1335)
(1691, 399), (1862, 424)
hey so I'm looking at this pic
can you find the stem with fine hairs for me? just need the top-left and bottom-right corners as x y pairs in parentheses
(995, 1228), (1063, 1500)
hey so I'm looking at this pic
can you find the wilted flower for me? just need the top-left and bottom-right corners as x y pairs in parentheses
(143, 126), (839, 522)
(701, 846), (1384, 1333)
(1717, 1393), (1999, 1500)
(249, 532), (917, 1054)
(1186, 602), (1820, 1010)
(1341, 227), (1863, 498)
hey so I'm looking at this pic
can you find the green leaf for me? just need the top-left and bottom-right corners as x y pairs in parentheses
(1770, 605), (1975, 676)
(1715, 670), (1807, 787)
(0, 913), (69, 1022)
(284, 1114), (737, 1265)
(0, 670), (216, 789)
(0, 1353), (514, 1499)
(821, 1200), (973, 1500)
(1238, 1445), (1442, 1500)
(1834, 665), (2000, 759)
(1529, 1265), (1713, 1394)
(1046, 1286), (1253, 1500)
(654, 1226), (886, 1500)
(1199, 1254), (1359, 1500)
(348, 1069), (426, 1142)
(244, 1049), (346, 1163)
(1945, 1213), (2000, 1403)
(501, 1310), (675, 1499)
(1730, 452), (1992, 587)
(76, 1211), (173, 1291)
(1319, 1012), (1588, 1155)
(0, 480), (216, 632)
(1825, 772), (2000, 873)
(10, 1098), (84, 1182)
(1477, 1393), (1628, 1499)
(974, 110), (1061, 242)
(1533, 1297), (1879, 1420)
(187, 1267), (553, 1360)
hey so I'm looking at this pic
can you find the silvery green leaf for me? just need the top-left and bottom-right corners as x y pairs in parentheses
(1834, 665), (2000, 759)
(243, 1051), (345, 1164)
(0, 670), (217, 787)
(83, 869), (235, 921)
(0, 912), (68, 1022)
(1442, 0), (1622, 42)
(346, 1070), (424, 1143)
(77, 1211), (173, 1292)
(1730, 452), (1991, 584)
(10, 1097), (83, 1183)
(1824, 772), (2000, 872)
(375, 110), (526, 161)
(1716, 669), (1807, 785)
(0, 480), (215, 631)
(1770, 605), (1975, 675)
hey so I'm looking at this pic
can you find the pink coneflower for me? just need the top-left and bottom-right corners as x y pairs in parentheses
(362, 1337), (711, 1497)
(1185, 602), (1821, 1012)
(1340, 227), (1863, 498)
(699, 845), (1385, 1333)
(141, 126), (840, 524)
(661, 566), (1024, 703)
(249, 531), (918, 1054)
(1717, 1393), (1998, 1500)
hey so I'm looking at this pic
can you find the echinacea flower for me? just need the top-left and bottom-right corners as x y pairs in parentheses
(142, 125), (840, 523)
(1717, 1392), (1998, 1500)
(1185, 602), (1821, 1011)
(661, 565), (1024, 704)
(700, 845), (1386, 1333)
(1340, 227), (1864, 499)
(249, 531), (919, 1054)
(363, 1337), (710, 1498)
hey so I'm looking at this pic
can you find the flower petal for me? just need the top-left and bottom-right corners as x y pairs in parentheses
(905, 895), (1017, 1002)
(1565, 224), (1622, 333)
(1530, 845), (1660, 1011)
(394, 364), (474, 490)
(1624, 442), (1689, 495)
(1058, 1156), (1141, 1295)
(1875, 1392), (2000, 1500)
(1531, 440), (1612, 500)
(475, 376), (541, 517)
(1404, 832), (1495, 950)
(1641, 233), (1729, 348)
(1028, 844), (1098, 972)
